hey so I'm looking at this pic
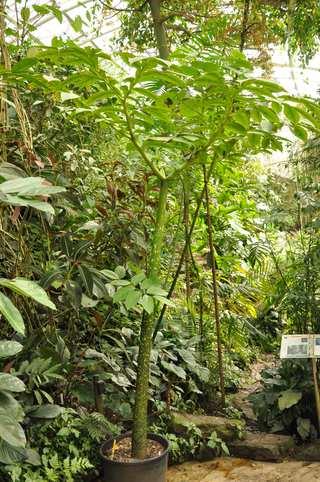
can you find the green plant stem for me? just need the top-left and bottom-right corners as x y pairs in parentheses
(132, 178), (168, 458)
(183, 174), (191, 307)
(153, 159), (217, 340)
(203, 164), (225, 406)
(148, 0), (170, 60)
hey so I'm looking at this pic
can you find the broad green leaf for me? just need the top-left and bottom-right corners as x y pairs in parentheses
(297, 417), (311, 440)
(81, 294), (98, 308)
(111, 279), (131, 287)
(0, 278), (56, 310)
(258, 106), (280, 125)
(0, 439), (26, 464)
(233, 111), (250, 130)
(0, 177), (65, 196)
(0, 162), (26, 180)
(0, 340), (23, 358)
(228, 122), (247, 135)
(141, 277), (159, 290)
(113, 285), (133, 303)
(131, 272), (146, 285)
(61, 91), (80, 102)
(3, 194), (55, 214)
(0, 292), (25, 335)
(247, 132), (262, 148)
(278, 390), (302, 411)
(284, 104), (300, 123)
(0, 374), (25, 393)
(242, 79), (284, 94)
(291, 124), (308, 142)
(25, 448), (41, 466)
(139, 294), (154, 314)
(154, 295), (175, 307)
(33, 4), (63, 23)
(161, 360), (186, 380)
(21, 7), (30, 22)
(0, 392), (24, 422)
(0, 414), (26, 447)
(124, 290), (141, 310)
(28, 404), (64, 419)
(115, 266), (126, 279)
(101, 269), (119, 280)
(146, 285), (167, 296)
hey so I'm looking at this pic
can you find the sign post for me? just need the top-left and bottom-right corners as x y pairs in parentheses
(280, 334), (320, 434)
(311, 358), (320, 432)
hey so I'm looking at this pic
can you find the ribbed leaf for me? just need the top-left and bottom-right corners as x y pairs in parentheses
(0, 278), (56, 310)
(0, 340), (23, 358)
(2, 194), (55, 214)
(0, 439), (26, 464)
(0, 414), (26, 447)
(0, 292), (25, 335)
(0, 374), (25, 392)
(0, 392), (24, 421)
(0, 177), (65, 196)
(28, 404), (64, 419)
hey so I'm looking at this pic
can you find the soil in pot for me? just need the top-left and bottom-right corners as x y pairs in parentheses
(105, 436), (164, 462)
(101, 432), (168, 482)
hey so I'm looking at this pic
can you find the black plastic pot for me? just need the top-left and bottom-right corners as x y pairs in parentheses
(100, 432), (169, 482)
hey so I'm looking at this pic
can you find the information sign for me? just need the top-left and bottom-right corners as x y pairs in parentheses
(280, 334), (320, 359)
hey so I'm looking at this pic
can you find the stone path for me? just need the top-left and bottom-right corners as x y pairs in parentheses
(167, 457), (320, 481)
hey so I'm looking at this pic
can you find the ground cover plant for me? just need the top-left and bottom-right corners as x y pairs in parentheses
(1, 0), (320, 480)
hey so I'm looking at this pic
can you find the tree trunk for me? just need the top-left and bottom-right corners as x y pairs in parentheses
(148, 0), (170, 59)
(239, 0), (250, 52)
(132, 178), (168, 458)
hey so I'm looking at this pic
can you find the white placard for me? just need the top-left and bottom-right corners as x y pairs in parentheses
(280, 334), (320, 359)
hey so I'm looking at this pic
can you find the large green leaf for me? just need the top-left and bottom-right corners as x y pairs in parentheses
(0, 392), (24, 422)
(0, 292), (25, 335)
(0, 414), (26, 447)
(0, 340), (23, 358)
(0, 177), (66, 196)
(124, 289), (140, 310)
(28, 404), (64, 419)
(3, 194), (55, 214)
(113, 285), (133, 303)
(0, 439), (26, 464)
(0, 374), (25, 393)
(278, 390), (302, 411)
(161, 360), (186, 380)
(139, 294), (154, 314)
(0, 278), (56, 310)
(297, 417), (311, 440)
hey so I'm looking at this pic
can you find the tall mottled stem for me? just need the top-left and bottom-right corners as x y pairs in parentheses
(148, 0), (169, 59)
(203, 165), (225, 406)
(132, 178), (168, 458)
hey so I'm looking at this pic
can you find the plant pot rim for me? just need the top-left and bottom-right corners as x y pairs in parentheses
(100, 431), (169, 466)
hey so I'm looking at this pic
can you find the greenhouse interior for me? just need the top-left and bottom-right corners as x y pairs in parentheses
(2, 1), (320, 481)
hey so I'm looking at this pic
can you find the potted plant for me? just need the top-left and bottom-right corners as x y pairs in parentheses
(21, 39), (320, 482)
(99, 269), (173, 482)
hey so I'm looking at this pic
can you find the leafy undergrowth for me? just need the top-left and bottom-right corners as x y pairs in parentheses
(250, 360), (318, 441)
